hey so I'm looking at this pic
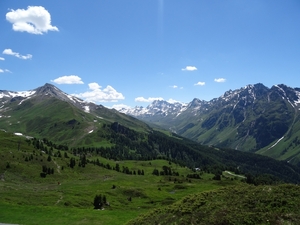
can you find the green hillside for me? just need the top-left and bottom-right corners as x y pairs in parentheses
(1, 126), (300, 224)
(0, 130), (242, 225)
(0, 95), (150, 147)
(135, 84), (300, 165)
(127, 184), (300, 225)
(1, 85), (300, 225)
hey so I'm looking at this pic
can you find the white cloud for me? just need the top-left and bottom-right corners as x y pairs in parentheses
(51, 75), (84, 84)
(135, 97), (164, 102)
(3, 49), (32, 60)
(0, 68), (12, 73)
(112, 104), (132, 111)
(74, 83), (125, 103)
(182, 66), (197, 71)
(0, 57), (4, 60)
(194, 81), (205, 86)
(214, 78), (226, 83)
(6, 6), (58, 35)
(88, 82), (101, 90)
(167, 98), (181, 104)
(170, 85), (184, 89)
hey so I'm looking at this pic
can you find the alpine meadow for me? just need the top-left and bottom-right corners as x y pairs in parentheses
(1, 1), (300, 225)
(1, 84), (300, 224)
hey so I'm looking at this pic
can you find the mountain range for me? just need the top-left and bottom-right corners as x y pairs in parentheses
(2, 83), (300, 183)
(120, 83), (300, 165)
(2, 83), (300, 225)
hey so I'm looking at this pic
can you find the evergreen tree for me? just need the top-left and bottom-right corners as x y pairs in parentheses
(115, 163), (120, 172)
(70, 158), (76, 168)
(64, 152), (69, 158)
(93, 194), (103, 209)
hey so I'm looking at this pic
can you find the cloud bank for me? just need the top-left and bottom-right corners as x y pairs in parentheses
(0, 57), (4, 60)
(3, 49), (32, 60)
(51, 75), (84, 84)
(112, 104), (132, 111)
(135, 97), (164, 102)
(74, 82), (125, 103)
(6, 6), (58, 34)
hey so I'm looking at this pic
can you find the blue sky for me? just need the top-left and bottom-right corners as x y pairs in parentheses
(1, 1), (300, 109)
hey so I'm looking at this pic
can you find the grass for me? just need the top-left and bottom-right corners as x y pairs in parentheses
(0, 131), (240, 225)
(0, 203), (143, 225)
(127, 184), (300, 225)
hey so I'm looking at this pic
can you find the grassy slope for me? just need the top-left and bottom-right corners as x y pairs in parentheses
(0, 97), (150, 149)
(0, 131), (241, 225)
(127, 184), (300, 225)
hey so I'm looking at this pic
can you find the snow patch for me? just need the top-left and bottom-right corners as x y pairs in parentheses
(294, 91), (300, 107)
(18, 99), (27, 105)
(0, 93), (10, 98)
(67, 95), (76, 103)
(83, 106), (90, 113)
(268, 136), (284, 150)
(9, 90), (36, 98)
(275, 85), (295, 108)
(14, 132), (23, 136)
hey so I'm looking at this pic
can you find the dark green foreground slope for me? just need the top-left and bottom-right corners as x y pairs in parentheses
(128, 184), (300, 225)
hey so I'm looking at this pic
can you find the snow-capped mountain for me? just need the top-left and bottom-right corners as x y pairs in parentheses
(0, 83), (150, 139)
(0, 83), (101, 114)
(119, 100), (187, 117)
(122, 84), (300, 119)
(118, 83), (300, 164)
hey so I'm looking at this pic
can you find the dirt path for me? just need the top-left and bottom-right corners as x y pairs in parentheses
(53, 160), (61, 174)
(55, 195), (63, 205)
(224, 171), (245, 179)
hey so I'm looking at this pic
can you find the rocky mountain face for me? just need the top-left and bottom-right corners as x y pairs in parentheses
(1, 83), (85, 110)
(120, 83), (300, 164)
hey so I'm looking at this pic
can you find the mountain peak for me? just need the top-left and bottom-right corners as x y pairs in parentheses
(35, 83), (61, 95)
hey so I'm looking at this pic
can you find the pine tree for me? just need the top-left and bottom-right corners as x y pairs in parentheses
(93, 194), (102, 209)
(70, 158), (76, 168)
(115, 163), (120, 172)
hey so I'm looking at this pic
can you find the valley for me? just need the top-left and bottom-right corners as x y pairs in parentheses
(121, 83), (300, 165)
(1, 83), (300, 224)
(0, 131), (243, 225)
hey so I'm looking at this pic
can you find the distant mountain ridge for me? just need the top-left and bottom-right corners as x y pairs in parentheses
(119, 83), (300, 165)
